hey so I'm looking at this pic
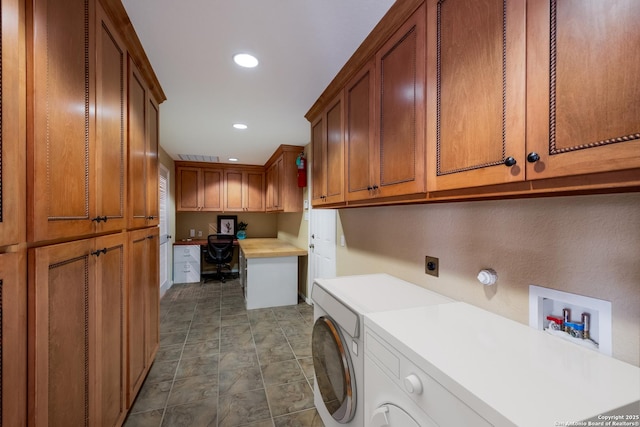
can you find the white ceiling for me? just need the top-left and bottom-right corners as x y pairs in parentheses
(122, 0), (395, 165)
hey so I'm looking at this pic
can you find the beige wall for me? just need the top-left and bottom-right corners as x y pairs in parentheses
(175, 212), (278, 241)
(335, 192), (640, 366)
(276, 145), (311, 297)
(277, 211), (309, 298)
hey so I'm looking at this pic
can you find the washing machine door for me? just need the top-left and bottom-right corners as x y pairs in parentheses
(312, 316), (356, 423)
(370, 404), (421, 427)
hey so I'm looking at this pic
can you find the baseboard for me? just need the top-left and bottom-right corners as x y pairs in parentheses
(160, 280), (173, 299)
(300, 292), (313, 306)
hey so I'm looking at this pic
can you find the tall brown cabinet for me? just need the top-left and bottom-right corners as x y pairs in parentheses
(1, 0), (27, 425)
(0, 0), (166, 425)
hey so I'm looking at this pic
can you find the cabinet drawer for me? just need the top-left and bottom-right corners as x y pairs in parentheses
(173, 245), (201, 263)
(174, 261), (200, 283)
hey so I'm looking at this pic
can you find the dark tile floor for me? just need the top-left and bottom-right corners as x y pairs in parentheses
(123, 279), (325, 427)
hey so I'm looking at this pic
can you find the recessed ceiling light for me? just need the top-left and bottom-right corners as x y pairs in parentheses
(233, 123), (248, 130)
(233, 53), (259, 68)
(228, 158), (239, 162)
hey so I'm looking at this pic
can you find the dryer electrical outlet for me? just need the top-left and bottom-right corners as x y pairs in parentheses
(425, 256), (439, 277)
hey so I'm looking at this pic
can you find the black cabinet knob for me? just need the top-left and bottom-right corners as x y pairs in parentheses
(504, 157), (517, 167)
(527, 152), (540, 163)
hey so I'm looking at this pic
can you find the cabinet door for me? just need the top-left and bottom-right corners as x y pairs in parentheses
(245, 170), (265, 212)
(311, 115), (326, 204)
(1, 251), (26, 427)
(127, 227), (159, 405)
(29, 238), (97, 426)
(29, 0), (96, 241)
(527, 0), (640, 179)
(224, 169), (244, 211)
(325, 94), (344, 204)
(128, 58), (148, 229)
(427, 0), (526, 191)
(345, 61), (375, 201)
(147, 98), (160, 225)
(176, 166), (200, 211)
(311, 93), (344, 205)
(96, 4), (128, 231)
(95, 233), (127, 427)
(374, 3), (427, 198)
(0, 0), (26, 247)
(127, 229), (148, 403)
(202, 168), (223, 211)
(266, 159), (281, 211)
(145, 228), (160, 363)
(224, 169), (264, 212)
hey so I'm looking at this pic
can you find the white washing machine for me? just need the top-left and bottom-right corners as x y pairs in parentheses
(363, 303), (640, 426)
(364, 322), (492, 427)
(311, 274), (453, 427)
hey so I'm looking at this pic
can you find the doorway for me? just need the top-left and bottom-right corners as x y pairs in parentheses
(159, 164), (171, 296)
(308, 207), (337, 302)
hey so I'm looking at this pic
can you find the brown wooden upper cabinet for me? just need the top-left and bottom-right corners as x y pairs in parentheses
(311, 93), (345, 206)
(312, 2), (426, 206)
(224, 167), (265, 212)
(428, 0), (640, 192)
(176, 166), (224, 211)
(0, 0), (26, 248)
(128, 57), (160, 229)
(265, 146), (304, 212)
(176, 145), (303, 213)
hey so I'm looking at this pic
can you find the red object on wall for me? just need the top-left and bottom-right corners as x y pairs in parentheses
(297, 153), (307, 187)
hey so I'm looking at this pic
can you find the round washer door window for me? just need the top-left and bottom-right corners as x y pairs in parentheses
(312, 316), (356, 423)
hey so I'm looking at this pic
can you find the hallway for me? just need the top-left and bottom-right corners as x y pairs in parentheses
(123, 279), (324, 426)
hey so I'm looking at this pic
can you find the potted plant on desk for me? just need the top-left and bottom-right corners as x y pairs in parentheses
(236, 221), (248, 239)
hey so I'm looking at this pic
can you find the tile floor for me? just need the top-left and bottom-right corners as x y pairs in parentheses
(123, 279), (325, 427)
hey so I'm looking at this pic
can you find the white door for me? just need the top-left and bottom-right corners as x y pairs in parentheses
(309, 207), (337, 299)
(159, 164), (171, 296)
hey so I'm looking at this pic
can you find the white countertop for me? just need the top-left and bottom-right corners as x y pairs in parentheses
(365, 302), (640, 426)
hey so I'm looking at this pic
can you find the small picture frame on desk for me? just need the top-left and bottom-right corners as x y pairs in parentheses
(217, 215), (237, 236)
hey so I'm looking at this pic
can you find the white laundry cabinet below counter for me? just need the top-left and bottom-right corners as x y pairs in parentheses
(238, 238), (308, 309)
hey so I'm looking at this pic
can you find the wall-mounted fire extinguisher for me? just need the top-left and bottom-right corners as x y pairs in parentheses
(296, 152), (307, 188)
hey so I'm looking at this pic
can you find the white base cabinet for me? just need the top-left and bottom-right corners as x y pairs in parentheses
(242, 253), (298, 309)
(173, 245), (201, 283)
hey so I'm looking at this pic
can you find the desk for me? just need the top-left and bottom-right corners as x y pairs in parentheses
(173, 239), (238, 283)
(239, 238), (307, 309)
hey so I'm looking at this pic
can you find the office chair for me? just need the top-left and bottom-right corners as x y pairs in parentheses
(202, 234), (235, 283)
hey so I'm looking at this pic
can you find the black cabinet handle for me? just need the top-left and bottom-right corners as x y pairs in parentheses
(504, 157), (517, 167)
(527, 152), (540, 163)
(372, 184), (379, 190)
(91, 215), (108, 223)
(367, 186), (372, 191)
(91, 248), (107, 257)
